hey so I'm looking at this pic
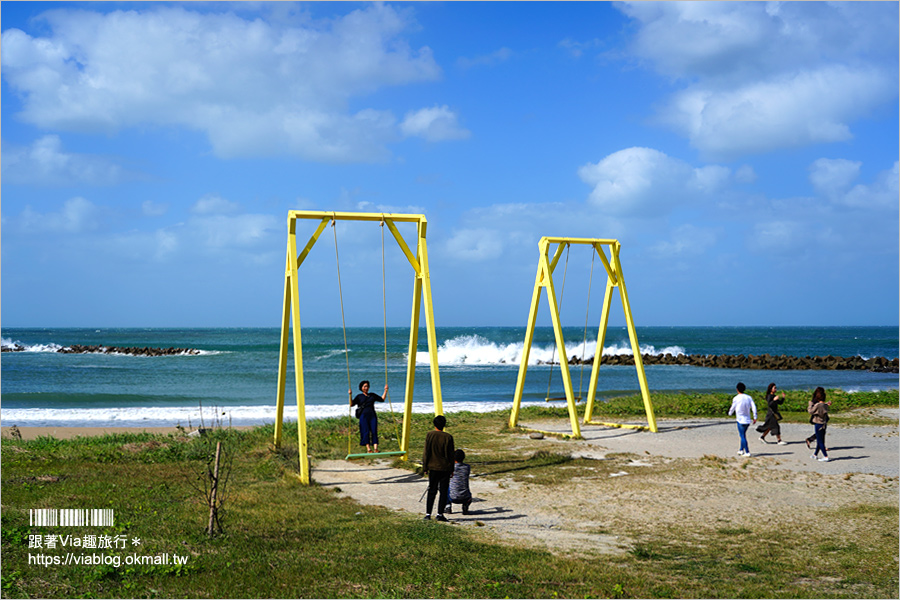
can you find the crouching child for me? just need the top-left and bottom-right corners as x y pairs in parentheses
(444, 449), (472, 515)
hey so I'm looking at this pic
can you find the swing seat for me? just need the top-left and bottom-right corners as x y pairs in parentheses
(345, 450), (407, 460)
(545, 396), (582, 402)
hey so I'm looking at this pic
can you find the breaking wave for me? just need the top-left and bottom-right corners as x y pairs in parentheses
(415, 334), (685, 366)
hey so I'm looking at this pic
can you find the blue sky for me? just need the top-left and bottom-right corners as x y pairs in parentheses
(2, 1), (898, 328)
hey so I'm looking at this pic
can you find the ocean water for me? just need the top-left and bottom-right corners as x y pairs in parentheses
(1, 326), (897, 428)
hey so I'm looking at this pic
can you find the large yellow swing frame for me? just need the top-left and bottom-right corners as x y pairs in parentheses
(273, 211), (444, 484)
(508, 237), (657, 437)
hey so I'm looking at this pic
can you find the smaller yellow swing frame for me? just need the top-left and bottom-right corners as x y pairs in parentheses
(273, 211), (444, 484)
(508, 237), (657, 437)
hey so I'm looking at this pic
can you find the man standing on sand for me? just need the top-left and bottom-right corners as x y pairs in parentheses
(728, 382), (757, 458)
(422, 415), (455, 522)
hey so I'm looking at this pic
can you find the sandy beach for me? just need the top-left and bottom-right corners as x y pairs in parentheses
(0, 425), (255, 441)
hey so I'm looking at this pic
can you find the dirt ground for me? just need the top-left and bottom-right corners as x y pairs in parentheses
(311, 409), (899, 557)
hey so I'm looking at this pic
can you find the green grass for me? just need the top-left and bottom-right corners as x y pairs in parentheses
(1, 389), (897, 598)
(520, 388), (898, 425)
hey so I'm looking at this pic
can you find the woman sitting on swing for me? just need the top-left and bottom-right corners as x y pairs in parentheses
(350, 380), (388, 453)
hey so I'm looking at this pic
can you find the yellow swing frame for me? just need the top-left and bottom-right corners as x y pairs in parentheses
(508, 237), (657, 437)
(273, 211), (444, 484)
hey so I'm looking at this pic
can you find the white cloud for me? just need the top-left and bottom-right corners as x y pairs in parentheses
(811, 159), (899, 209)
(577, 147), (732, 215)
(647, 224), (719, 259)
(558, 38), (601, 59)
(734, 165), (757, 184)
(0, 4), (448, 162)
(444, 228), (505, 262)
(107, 211), (280, 263)
(400, 106), (470, 142)
(809, 158), (862, 198)
(19, 197), (100, 233)
(748, 220), (809, 255)
(142, 200), (168, 217)
(1, 135), (128, 186)
(661, 66), (894, 159)
(618, 2), (899, 158)
(457, 47), (513, 69)
(189, 213), (280, 250)
(191, 195), (240, 215)
(153, 229), (179, 260)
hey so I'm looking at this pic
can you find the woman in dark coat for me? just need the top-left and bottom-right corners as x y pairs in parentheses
(757, 382), (786, 444)
(350, 380), (387, 453)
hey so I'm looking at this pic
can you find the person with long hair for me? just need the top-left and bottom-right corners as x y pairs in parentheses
(808, 387), (830, 462)
(757, 382), (786, 444)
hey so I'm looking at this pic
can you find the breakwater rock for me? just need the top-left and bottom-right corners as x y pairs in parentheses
(1, 344), (200, 356)
(547, 353), (899, 373)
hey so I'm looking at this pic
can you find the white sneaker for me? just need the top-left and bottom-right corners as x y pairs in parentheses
(737, 450), (745, 456)
(818, 456), (830, 462)
(777, 441), (787, 445)
(744, 453), (751, 458)
(810, 454), (818, 460)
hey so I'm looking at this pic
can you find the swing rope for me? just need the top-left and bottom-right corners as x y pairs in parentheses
(578, 249), (596, 399)
(546, 243), (570, 400)
(334, 216), (404, 458)
(380, 220), (402, 448)
(332, 217), (354, 457)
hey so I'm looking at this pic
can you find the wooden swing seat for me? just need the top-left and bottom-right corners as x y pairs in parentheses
(545, 396), (582, 402)
(345, 450), (408, 460)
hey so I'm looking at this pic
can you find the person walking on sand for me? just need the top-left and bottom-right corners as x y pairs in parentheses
(422, 415), (455, 522)
(808, 387), (830, 462)
(728, 382), (757, 457)
(757, 382), (787, 445)
(350, 380), (387, 453)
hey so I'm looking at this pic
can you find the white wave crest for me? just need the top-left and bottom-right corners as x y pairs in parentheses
(1, 337), (216, 356)
(415, 335), (685, 366)
(1, 338), (65, 353)
(314, 348), (350, 361)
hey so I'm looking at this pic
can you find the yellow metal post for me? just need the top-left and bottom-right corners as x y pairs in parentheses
(583, 275), (615, 423)
(285, 219), (310, 483)
(508, 265), (544, 428)
(274, 248), (292, 448)
(401, 263), (422, 459)
(611, 243), (657, 432)
(418, 219), (444, 416)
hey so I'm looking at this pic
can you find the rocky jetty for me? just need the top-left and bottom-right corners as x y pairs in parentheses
(548, 353), (899, 373)
(1, 344), (200, 356)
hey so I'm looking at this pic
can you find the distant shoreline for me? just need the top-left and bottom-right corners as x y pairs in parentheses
(1, 425), (257, 441)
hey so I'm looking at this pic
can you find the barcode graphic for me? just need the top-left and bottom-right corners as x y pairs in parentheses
(29, 509), (114, 527)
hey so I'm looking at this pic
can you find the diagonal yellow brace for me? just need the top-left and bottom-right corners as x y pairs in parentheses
(296, 217), (331, 269)
(592, 243), (617, 286)
(384, 218), (421, 274)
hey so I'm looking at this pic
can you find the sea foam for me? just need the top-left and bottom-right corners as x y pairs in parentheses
(1, 401), (543, 429)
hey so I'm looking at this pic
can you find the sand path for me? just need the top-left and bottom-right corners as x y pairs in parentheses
(311, 410), (899, 556)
